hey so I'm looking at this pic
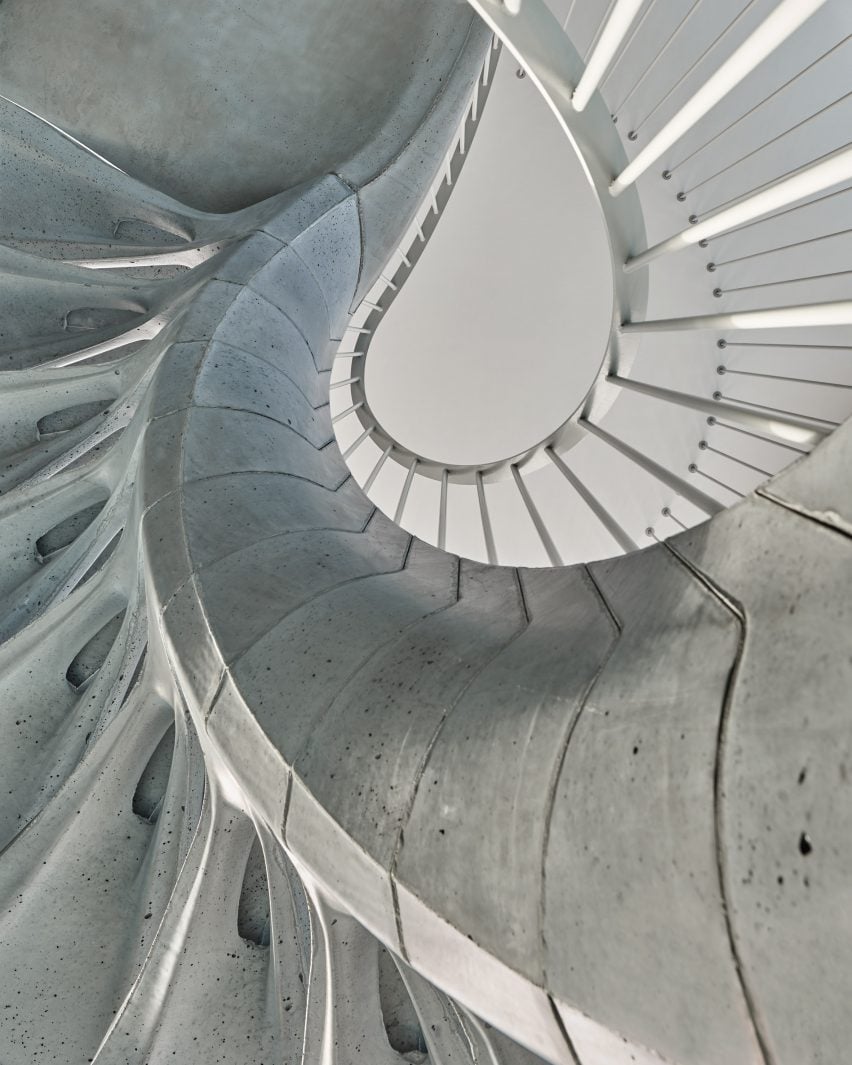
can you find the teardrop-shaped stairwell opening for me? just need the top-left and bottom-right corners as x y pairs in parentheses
(361, 48), (613, 470)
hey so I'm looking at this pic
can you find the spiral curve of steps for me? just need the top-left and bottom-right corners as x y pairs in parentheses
(334, 0), (852, 566)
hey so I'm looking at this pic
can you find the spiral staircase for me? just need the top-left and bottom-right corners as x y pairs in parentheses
(0, 3), (850, 1065)
(333, 0), (852, 565)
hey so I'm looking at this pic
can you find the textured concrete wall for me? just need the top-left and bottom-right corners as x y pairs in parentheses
(0, 0), (477, 211)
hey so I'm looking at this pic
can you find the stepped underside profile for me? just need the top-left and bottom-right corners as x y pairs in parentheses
(0, 1), (850, 1063)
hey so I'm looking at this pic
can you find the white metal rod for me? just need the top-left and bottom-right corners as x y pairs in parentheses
(610, 0), (828, 196)
(708, 416), (808, 454)
(331, 400), (364, 424)
(545, 446), (637, 553)
(600, 0), (657, 92)
(510, 465), (562, 566)
(438, 469), (449, 552)
(701, 441), (771, 478)
(682, 89), (852, 198)
(719, 366), (852, 391)
(612, 0), (700, 117)
(342, 424), (375, 461)
(622, 300), (852, 333)
(581, 418), (724, 515)
(573, 0), (646, 111)
(665, 36), (852, 177)
(475, 471), (498, 565)
(713, 267), (852, 296)
(626, 143), (852, 269)
(394, 458), (418, 525)
(712, 225), (852, 269)
(662, 506), (689, 531)
(363, 444), (392, 493)
(328, 376), (361, 391)
(609, 374), (833, 446)
(628, 0), (760, 140)
(689, 464), (745, 498)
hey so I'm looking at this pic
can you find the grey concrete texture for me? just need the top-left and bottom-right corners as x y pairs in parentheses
(0, 4), (850, 1065)
(0, 0), (478, 212)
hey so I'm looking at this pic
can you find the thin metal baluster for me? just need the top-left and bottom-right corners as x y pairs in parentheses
(706, 416), (808, 454)
(580, 419), (724, 516)
(562, 0), (581, 32)
(476, 471), (497, 565)
(600, 0), (658, 93)
(363, 444), (393, 493)
(628, 0), (761, 138)
(681, 90), (852, 198)
(661, 506), (689, 530)
(664, 36), (852, 178)
(608, 373), (836, 448)
(574, 0), (644, 112)
(584, 0), (620, 63)
(714, 388), (838, 432)
(510, 464), (563, 566)
(342, 424), (375, 460)
(688, 462), (745, 497)
(611, 0), (702, 119)
(710, 225), (852, 269)
(329, 376), (361, 390)
(718, 365), (852, 390)
(331, 400), (364, 424)
(699, 439), (771, 477)
(626, 170), (852, 270)
(718, 339), (852, 351)
(709, 182), (852, 243)
(700, 140), (852, 218)
(438, 469), (449, 552)
(394, 458), (418, 525)
(713, 268), (852, 296)
(545, 446), (638, 552)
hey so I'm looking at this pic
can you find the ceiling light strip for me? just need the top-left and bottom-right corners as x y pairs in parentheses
(572, 0), (646, 112)
(621, 299), (852, 331)
(626, 149), (852, 271)
(609, 374), (832, 446)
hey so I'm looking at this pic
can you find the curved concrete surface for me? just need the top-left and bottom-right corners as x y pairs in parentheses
(0, 5), (850, 1065)
(0, 0), (476, 211)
